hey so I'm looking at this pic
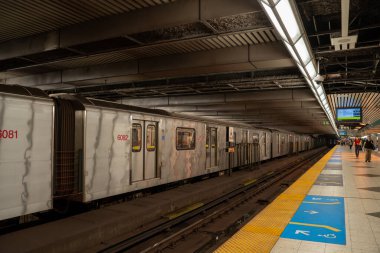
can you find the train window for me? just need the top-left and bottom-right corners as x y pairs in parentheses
(206, 128), (210, 149)
(132, 123), (142, 152)
(264, 133), (268, 157)
(211, 128), (217, 148)
(146, 125), (156, 152)
(252, 134), (259, 143)
(176, 127), (196, 150)
(242, 130), (248, 143)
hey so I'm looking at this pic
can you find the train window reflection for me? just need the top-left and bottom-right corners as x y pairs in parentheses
(132, 123), (142, 152)
(176, 127), (196, 150)
(146, 125), (156, 151)
(211, 128), (217, 148)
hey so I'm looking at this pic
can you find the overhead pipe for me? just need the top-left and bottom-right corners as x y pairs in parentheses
(341, 0), (350, 38)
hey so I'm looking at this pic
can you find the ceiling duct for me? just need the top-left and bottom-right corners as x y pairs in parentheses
(330, 0), (358, 51)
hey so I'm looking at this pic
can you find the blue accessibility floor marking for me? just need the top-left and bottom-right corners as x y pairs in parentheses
(281, 195), (346, 245)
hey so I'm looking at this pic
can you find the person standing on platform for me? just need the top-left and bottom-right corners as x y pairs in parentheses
(361, 138), (366, 151)
(354, 137), (361, 158)
(348, 138), (353, 150)
(364, 139), (375, 162)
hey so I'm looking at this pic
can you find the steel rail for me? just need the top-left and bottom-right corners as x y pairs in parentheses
(99, 147), (328, 253)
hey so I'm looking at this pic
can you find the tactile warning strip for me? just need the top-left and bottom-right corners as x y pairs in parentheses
(215, 147), (337, 253)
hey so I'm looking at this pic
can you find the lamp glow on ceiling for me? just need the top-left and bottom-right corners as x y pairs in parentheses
(259, 0), (338, 134)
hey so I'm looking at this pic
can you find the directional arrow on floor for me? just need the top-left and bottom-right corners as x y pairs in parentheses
(295, 230), (310, 236)
(304, 210), (319, 215)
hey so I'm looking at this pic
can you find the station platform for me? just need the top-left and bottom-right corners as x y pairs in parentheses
(215, 146), (380, 253)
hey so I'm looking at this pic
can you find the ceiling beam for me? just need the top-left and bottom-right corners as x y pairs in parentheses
(155, 100), (321, 111)
(120, 88), (315, 107)
(2, 42), (294, 87)
(0, 0), (261, 61)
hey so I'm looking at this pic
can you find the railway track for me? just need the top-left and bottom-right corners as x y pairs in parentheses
(98, 147), (329, 253)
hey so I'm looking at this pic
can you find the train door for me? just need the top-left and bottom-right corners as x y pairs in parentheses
(131, 120), (157, 182)
(206, 126), (217, 169)
(252, 133), (259, 163)
(132, 121), (144, 182)
(289, 135), (293, 154)
(211, 128), (217, 167)
(145, 122), (157, 179)
(242, 130), (248, 164)
(306, 137), (310, 150)
(262, 133), (267, 158)
(206, 127), (211, 169)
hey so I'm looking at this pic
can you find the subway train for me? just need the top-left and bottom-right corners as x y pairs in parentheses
(0, 85), (322, 222)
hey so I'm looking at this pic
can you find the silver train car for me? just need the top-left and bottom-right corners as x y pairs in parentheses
(0, 85), (320, 222)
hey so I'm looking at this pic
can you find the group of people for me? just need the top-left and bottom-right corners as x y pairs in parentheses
(346, 137), (376, 162)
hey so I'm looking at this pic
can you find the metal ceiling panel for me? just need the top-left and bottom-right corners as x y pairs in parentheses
(327, 92), (380, 125)
(0, 0), (176, 43)
(40, 28), (278, 70)
(119, 88), (334, 134)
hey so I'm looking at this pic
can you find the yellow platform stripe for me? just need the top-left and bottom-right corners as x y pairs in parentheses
(288, 221), (341, 232)
(215, 146), (337, 253)
(164, 202), (204, 220)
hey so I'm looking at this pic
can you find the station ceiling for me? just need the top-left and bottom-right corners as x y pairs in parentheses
(0, 0), (379, 135)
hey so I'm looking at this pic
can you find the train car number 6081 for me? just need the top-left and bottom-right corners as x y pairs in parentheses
(0, 130), (18, 139)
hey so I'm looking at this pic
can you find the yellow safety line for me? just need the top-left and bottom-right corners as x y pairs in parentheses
(215, 146), (338, 253)
(303, 201), (340, 205)
(164, 202), (204, 220)
(289, 222), (341, 232)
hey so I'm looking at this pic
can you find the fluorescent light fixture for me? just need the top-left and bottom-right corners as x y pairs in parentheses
(259, 0), (338, 135)
(294, 37), (310, 64)
(317, 86), (324, 96)
(311, 88), (317, 97)
(306, 61), (317, 79)
(262, 3), (288, 41)
(312, 80), (321, 88)
(306, 79), (315, 91)
(284, 41), (300, 64)
(297, 63), (307, 77)
(275, 0), (301, 42)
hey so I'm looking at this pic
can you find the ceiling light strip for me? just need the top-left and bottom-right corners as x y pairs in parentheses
(259, 0), (338, 134)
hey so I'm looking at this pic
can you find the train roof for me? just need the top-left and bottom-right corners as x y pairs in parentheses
(0, 84), (50, 99)
(0, 85), (304, 134)
(54, 94), (262, 130)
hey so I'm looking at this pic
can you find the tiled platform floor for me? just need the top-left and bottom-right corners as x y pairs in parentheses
(272, 147), (380, 253)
